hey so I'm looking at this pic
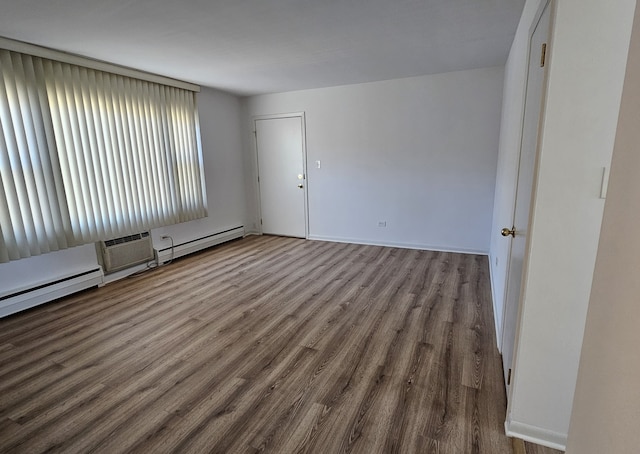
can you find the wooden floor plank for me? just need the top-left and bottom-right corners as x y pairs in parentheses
(0, 235), (562, 453)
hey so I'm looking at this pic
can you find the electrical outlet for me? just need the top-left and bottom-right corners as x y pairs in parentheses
(378, 221), (387, 228)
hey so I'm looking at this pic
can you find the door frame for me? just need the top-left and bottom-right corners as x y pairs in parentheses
(252, 112), (309, 239)
(500, 0), (555, 395)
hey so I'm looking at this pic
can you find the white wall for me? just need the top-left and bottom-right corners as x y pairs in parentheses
(566, 4), (640, 451)
(0, 86), (246, 299)
(244, 67), (504, 254)
(496, 0), (636, 449)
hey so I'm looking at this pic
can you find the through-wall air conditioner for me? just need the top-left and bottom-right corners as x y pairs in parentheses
(97, 232), (154, 274)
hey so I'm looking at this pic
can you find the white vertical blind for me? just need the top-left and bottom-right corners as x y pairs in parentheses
(0, 51), (75, 262)
(0, 49), (207, 263)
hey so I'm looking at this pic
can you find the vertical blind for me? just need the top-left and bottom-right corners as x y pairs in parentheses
(0, 49), (207, 263)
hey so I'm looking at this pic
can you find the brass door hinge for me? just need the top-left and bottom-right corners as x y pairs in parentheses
(540, 43), (547, 68)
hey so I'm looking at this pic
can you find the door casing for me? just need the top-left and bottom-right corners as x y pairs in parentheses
(500, 0), (554, 397)
(252, 112), (309, 239)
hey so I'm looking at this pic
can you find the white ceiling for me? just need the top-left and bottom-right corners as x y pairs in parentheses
(0, 0), (525, 96)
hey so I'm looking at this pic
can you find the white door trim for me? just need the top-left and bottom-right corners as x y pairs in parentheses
(252, 112), (309, 239)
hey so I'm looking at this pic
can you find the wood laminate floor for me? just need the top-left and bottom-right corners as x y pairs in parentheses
(0, 236), (562, 453)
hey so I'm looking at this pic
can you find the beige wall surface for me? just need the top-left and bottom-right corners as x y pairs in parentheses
(566, 2), (640, 453)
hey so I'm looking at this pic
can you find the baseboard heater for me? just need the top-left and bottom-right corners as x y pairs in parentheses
(0, 227), (245, 318)
(0, 268), (104, 318)
(156, 226), (244, 264)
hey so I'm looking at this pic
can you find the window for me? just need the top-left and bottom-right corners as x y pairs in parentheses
(0, 49), (207, 263)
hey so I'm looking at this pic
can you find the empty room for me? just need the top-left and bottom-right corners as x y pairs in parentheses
(1, 0), (639, 453)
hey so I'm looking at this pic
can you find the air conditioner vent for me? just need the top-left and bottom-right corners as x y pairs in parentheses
(104, 232), (150, 247)
(98, 232), (153, 274)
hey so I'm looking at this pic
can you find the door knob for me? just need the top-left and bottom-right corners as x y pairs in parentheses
(297, 184), (304, 189)
(501, 227), (516, 238)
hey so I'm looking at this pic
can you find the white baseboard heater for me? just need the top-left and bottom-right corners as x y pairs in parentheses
(156, 226), (245, 264)
(0, 227), (245, 318)
(0, 268), (104, 318)
(98, 232), (154, 274)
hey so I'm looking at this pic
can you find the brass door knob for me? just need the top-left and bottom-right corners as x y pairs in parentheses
(297, 184), (304, 189)
(501, 227), (516, 238)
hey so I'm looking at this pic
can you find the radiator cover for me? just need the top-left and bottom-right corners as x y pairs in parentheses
(98, 232), (154, 273)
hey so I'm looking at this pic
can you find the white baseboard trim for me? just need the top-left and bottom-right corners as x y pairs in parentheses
(156, 226), (245, 263)
(505, 418), (567, 451)
(307, 235), (489, 256)
(0, 268), (104, 318)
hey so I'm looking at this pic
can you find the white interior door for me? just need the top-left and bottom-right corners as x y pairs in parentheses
(255, 116), (307, 238)
(501, 2), (551, 392)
